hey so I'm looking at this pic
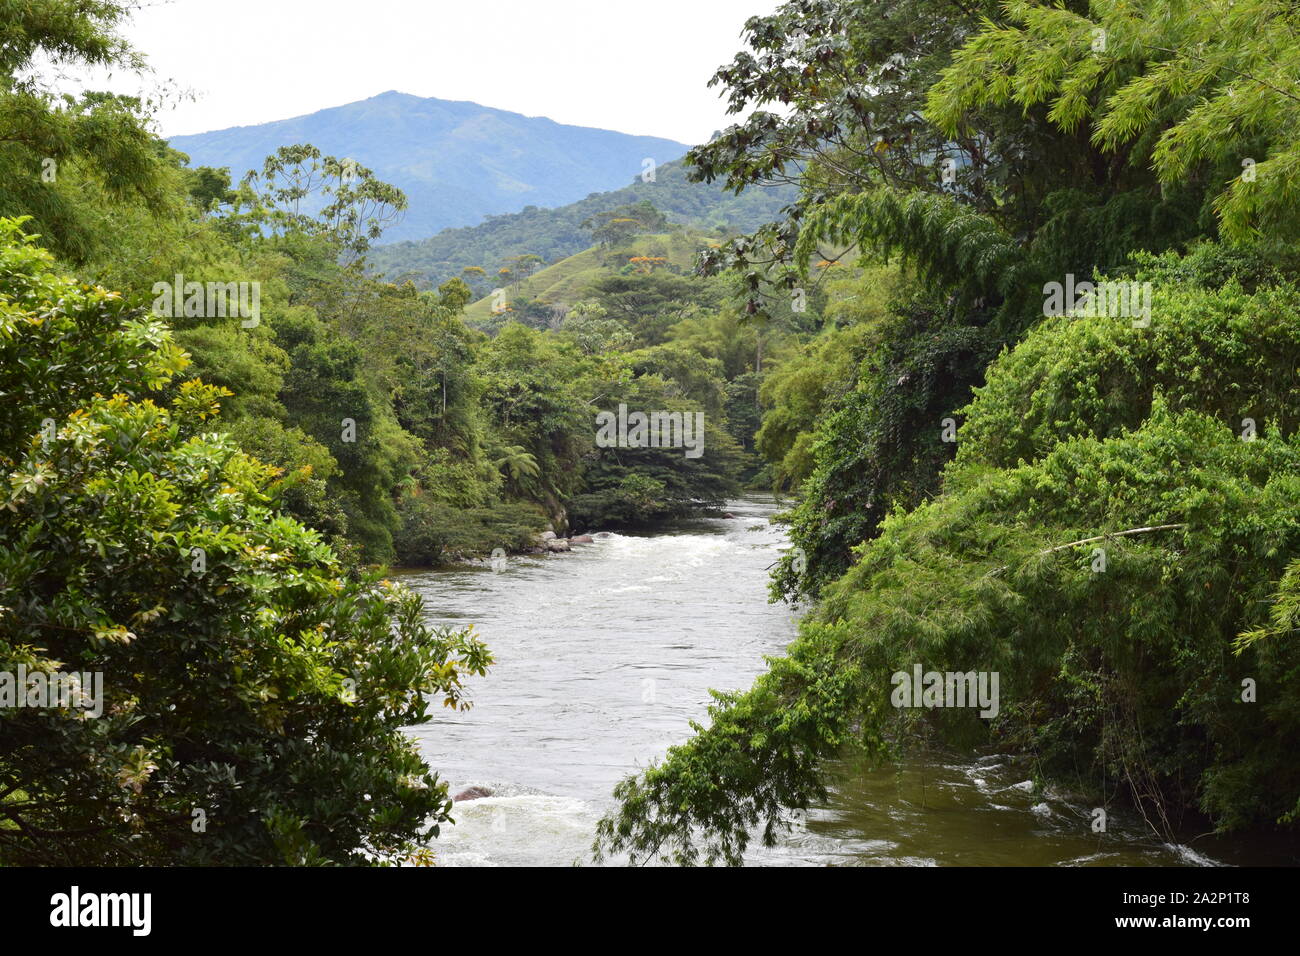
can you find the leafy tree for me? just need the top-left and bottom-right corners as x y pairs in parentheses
(0, 222), (490, 865)
(582, 200), (669, 248)
(558, 302), (635, 355)
(927, 0), (1300, 243)
(477, 322), (590, 526)
(772, 294), (1005, 598)
(590, 271), (714, 346)
(957, 252), (1300, 470)
(236, 144), (407, 263)
(491, 445), (542, 497)
(0, 1), (172, 263)
(505, 253), (543, 289)
(755, 313), (881, 489)
(185, 165), (238, 213)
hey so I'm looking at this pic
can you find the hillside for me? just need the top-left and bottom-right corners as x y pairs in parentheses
(461, 231), (712, 323)
(366, 159), (797, 288)
(168, 91), (689, 242)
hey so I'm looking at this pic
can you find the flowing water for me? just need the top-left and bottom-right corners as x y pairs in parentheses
(402, 496), (1283, 867)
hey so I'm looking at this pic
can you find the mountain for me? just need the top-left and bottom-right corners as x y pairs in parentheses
(366, 159), (798, 288)
(167, 91), (689, 242)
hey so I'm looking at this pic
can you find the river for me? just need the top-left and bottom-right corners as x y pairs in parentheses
(402, 496), (1279, 866)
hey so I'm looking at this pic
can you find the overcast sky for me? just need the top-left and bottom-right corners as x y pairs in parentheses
(82, 0), (782, 145)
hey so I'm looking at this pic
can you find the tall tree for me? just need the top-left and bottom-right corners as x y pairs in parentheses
(0, 0), (171, 262)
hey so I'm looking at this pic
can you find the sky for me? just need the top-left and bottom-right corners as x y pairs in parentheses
(77, 0), (783, 146)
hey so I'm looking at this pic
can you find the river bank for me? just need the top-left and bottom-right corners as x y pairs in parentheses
(400, 496), (1284, 866)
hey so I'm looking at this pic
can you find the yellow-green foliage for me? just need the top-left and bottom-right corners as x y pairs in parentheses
(463, 232), (710, 322)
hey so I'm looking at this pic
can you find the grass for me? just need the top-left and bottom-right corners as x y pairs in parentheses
(463, 231), (714, 323)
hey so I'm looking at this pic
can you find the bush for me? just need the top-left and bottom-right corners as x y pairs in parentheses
(393, 496), (546, 565)
(958, 277), (1300, 470)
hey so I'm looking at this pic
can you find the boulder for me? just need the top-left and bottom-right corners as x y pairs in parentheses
(453, 786), (493, 802)
(545, 538), (571, 552)
(569, 534), (594, 544)
(539, 531), (557, 542)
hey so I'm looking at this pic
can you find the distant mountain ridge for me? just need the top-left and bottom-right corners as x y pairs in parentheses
(366, 159), (798, 288)
(168, 91), (690, 242)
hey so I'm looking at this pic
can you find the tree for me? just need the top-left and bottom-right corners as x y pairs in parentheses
(236, 144), (407, 263)
(185, 165), (238, 213)
(0, 220), (490, 865)
(927, 0), (1300, 243)
(505, 253), (543, 289)
(596, 259), (1300, 862)
(582, 200), (668, 248)
(590, 271), (710, 346)
(491, 445), (542, 497)
(689, 0), (1207, 314)
(0, 1), (172, 262)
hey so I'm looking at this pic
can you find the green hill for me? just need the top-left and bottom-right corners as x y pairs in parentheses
(462, 231), (714, 323)
(367, 159), (796, 289)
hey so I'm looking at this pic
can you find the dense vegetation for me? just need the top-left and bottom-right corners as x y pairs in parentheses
(5, 0), (1300, 867)
(594, 0), (1300, 864)
(0, 0), (778, 864)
